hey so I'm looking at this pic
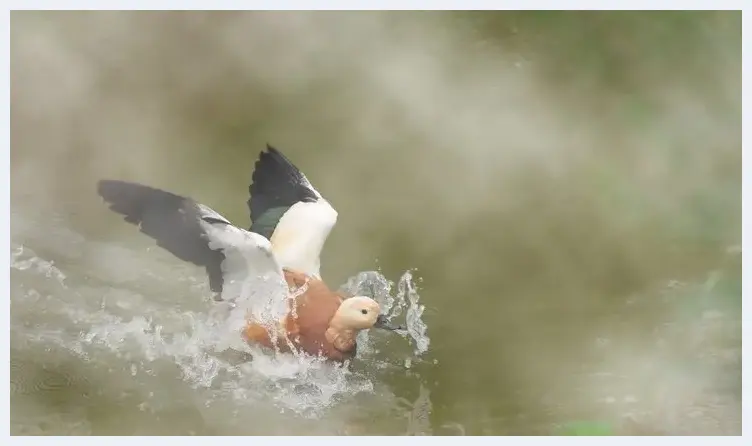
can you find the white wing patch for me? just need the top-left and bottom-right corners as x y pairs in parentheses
(199, 217), (291, 329)
(270, 199), (338, 278)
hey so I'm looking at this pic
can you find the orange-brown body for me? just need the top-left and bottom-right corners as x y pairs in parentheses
(242, 269), (356, 362)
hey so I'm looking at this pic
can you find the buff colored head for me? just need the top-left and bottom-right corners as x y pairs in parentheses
(329, 296), (403, 331)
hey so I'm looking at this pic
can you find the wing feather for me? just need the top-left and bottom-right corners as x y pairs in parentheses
(247, 145), (338, 278)
(97, 180), (226, 293)
(97, 180), (291, 321)
(200, 219), (290, 323)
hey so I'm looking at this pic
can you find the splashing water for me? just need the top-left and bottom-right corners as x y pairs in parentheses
(404, 383), (433, 435)
(11, 230), (429, 421)
(340, 269), (431, 356)
(11, 245), (67, 284)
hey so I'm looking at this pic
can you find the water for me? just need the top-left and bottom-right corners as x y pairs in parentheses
(11, 223), (433, 434)
(10, 11), (740, 435)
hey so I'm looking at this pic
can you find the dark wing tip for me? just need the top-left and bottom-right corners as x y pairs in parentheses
(97, 179), (187, 222)
(247, 144), (319, 236)
(265, 142), (279, 155)
(97, 178), (141, 197)
(97, 179), (146, 217)
(257, 144), (299, 174)
(97, 179), (130, 204)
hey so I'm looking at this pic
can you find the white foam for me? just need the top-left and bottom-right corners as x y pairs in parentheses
(10, 235), (431, 421)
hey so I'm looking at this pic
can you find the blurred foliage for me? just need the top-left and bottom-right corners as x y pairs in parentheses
(451, 11), (740, 91)
(558, 420), (614, 436)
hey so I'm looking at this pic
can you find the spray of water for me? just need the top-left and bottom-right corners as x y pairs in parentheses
(11, 221), (431, 420)
(340, 270), (431, 356)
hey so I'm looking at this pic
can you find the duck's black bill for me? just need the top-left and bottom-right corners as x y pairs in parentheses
(374, 314), (405, 331)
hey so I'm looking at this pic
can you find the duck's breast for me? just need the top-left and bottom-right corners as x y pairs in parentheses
(243, 269), (351, 360)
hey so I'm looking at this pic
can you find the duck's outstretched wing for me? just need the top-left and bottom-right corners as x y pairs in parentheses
(97, 180), (227, 293)
(248, 144), (338, 279)
(97, 180), (289, 313)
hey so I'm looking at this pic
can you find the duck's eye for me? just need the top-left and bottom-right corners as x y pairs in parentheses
(361, 309), (368, 315)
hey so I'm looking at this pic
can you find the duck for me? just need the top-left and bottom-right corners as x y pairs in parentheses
(96, 144), (402, 362)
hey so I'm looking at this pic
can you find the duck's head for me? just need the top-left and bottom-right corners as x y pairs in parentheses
(330, 296), (403, 332)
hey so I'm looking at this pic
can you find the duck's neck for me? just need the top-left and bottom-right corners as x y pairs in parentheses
(325, 325), (358, 352)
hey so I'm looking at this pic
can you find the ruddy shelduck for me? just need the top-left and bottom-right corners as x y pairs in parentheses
(97, 145), (401, 362)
